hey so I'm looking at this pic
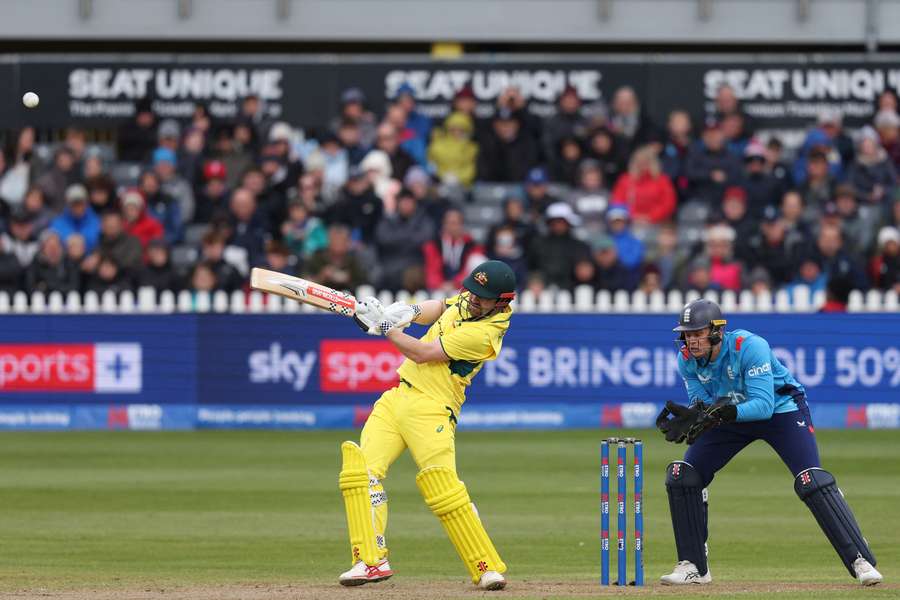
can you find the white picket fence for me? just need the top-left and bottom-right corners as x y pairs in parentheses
(0, 287), (896, 314)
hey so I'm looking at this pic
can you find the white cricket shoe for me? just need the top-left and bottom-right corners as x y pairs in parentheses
(853, 557), (882, 586)
(660, 560), (712, 585)
(477, 570), (506, 590)
(338, 559), (393, 586)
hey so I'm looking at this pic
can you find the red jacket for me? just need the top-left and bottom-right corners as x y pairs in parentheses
(423, 234), (484, 291)
(611, 172), (677, 224)
(709, 257), (742, 291)
(125, 210), (164, 249)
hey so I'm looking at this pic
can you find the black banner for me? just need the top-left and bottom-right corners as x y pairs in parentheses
(3, 56), (900, 135)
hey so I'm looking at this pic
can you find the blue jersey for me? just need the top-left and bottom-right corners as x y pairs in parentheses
(677, 329), (804, 422)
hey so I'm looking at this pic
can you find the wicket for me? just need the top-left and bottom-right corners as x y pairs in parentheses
(600, 437), (643, 586)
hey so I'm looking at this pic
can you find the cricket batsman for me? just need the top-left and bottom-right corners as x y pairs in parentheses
(656, 299), (882, 586)
(336, 259), (515, 590)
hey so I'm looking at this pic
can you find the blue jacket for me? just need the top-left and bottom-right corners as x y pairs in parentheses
(50, 206), (101, 254)
(677, 329), (803, 422)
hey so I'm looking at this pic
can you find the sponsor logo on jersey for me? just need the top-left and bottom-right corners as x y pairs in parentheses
(747, 362), (772, 377)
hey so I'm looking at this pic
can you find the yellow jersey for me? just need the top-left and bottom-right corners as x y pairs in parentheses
(396, 295), (512, 408)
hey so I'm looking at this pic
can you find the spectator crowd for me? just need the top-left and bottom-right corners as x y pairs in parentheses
(1, 81), (900, 308)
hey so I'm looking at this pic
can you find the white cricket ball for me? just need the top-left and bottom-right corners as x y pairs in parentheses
(22, 92), (40, 108)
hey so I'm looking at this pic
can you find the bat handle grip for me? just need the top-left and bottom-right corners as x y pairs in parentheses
(352, 315), (371, 333)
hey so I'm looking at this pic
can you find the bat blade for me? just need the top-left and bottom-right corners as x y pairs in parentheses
(250, 268), (358, 316)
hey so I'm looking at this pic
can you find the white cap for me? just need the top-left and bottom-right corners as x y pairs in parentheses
(874, 110), (900, 129)
(878, 226), (900, 249)
(268, 121), (294, 143)
(545, 202), (582, 227)
(359, 150), (392, 178)
(706, 223), (736, 242)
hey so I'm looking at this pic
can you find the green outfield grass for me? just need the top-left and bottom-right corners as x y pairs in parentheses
(0, 429), (898, 599)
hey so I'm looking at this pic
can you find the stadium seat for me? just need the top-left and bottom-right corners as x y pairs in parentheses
(183, 224), (208, 247)
(613, 290), (630, 312)
(65, 291), (82, 313)
(356, 285), (376, 301)
(110, 162), (144, 187)
(101, 291), (118, 312)
(595, 289), (612, 312)
(518, 289), (537, 312)
(229, 290), (245, 313)
(248, 291), (265, 312)
(792, 286), (811, 311)
(12, 291), (28, 313)
(573, 285), (594, 311)
(537, 290), (555, 312)
(195, 291), (211, 313)
(158, 290), (176, 313)
(847, 290), (865, 312)
(631, 290), (648, 312)
(265, 293), (283, 313)
(702, 289), (720, 306)
(471, 183), (521, 204)
(171, 245), (198, 270)
(866, 289), (884, 311)
(377, 290), (394, 307)
(774, 290), (791, 312)
(464, 203), (503, 226)
(555, 289), (573, 312)
(884, 290), (899, 311)
(755, 290), (773, 311)
(213, 291), (229, 312)
(137, 287), (157, 312)
(666, 290), (684, 312)
(648, 290), (666, 312)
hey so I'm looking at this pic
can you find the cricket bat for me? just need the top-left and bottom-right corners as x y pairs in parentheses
(250, 268), (369, 331)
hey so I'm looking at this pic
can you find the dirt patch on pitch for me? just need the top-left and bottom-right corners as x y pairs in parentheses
(4, 580), (898, 599)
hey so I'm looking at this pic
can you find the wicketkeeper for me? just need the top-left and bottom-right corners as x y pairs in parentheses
(656, 299), (882, 586)
(337, 260), (515, 590)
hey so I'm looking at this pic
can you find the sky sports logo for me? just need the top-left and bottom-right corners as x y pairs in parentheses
(0, 343), (142, 393)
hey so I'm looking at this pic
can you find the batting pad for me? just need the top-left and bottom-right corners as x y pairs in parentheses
(339, 441), (381, 566)
(416, 466), (506, 582)
(794, 467), (876, 576)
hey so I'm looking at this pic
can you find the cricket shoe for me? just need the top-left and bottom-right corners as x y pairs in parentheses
(338, 559), (393, 586)
(660, 560), (712, 585)
(853, 557), (882, 586)
(477, 570), (506, 590)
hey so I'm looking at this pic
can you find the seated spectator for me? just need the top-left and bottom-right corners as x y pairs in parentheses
(336, 119), (370, 166)
(25, 231), (80, 294)
(747, 266), (773, 296)
(1, 208), (39, 268)
(786, 254), (827, 302)
(194, 160), (231, 225)
(393, 82), (432, 150)
(542, 85), (589, 165)
(325, 166), (383, 244)
(423, 207), (485, 293)
(37, 147), (79, 213)
(137, 239), (180, 294)
(819, 275), (854, 313)
(812, 222), (868, 290)
(568, 159), (610, 236)
(291, 173), (325, 215)
(551, 135), (583, 186)
(260, 240), (297, 276)
(605, 204), (644, 277)
(282, 197), (328, 262)
(384, 101), (427, 167)
(312, 133), (349, 200)
(611, 145), (677, 225)
(874, 109), (900, 170)
(765, 137), (794, 189)
(744, 207), (795, 286)
(200, 230), (244, 292)
(714, 186), (756, 261)
(584, 126), (625, 184)
(590, 235), (632, 291)
(428, 112), (478, 188)
(834, 184), (878, 255)
(96, 210), (143, 274)
(741, 141), (783, 219)
(138, 171), (182, 244)
(609, 86), (663, 156)
(375, 187), (434, 291)
(523, 167), (560, 218)
(211, 124), (253, 190)
(304, 224), (368, 291)
(86, 175), (118, 215)
(154, 147), (196, 225)
(528, 202), (590, 290)
(818, 108), (855, 167)
(477, 108), (538, 182)
(721, 112), (751, 158)
(683, 256), (714, 293)
(870, 226), (900, 291)
(85, 254), (130, 295)
(660, 109), (694, 200)
(50, 184), (101, 253)
(704, 223), (744, 291)
(228, 187), (268, 268)
(779, 188), (814, 244)
(359, 149), (396, 206)
(189, 261), (218, 293)
(637, 264), (664, 295)
(405, 167), (452, 232)
(178, 126), (207, 187)
(685, 119), (742, 206)
(330, 87), (378, 148)
(156, 119), (181, 153)
(22, 187), (55, 235)
(799, 149), (835, 219)
(572, 255), (598, 290)
(847, 125), (897, 205)
(121, 189), (164, 250)
(376, 122), (416, 183)
(67, 234), (94, 285)
(793, 127), (843, 185)
(645, 223), (685, 290)
(485, 197), (534, 289)
(117, 98), (157, 163)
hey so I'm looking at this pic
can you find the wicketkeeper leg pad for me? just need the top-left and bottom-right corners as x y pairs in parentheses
(666, 461), (709, 576)
(416, 466), (506, 582)
(794, 467), (876, 577)
(339, 441), (386, 566)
